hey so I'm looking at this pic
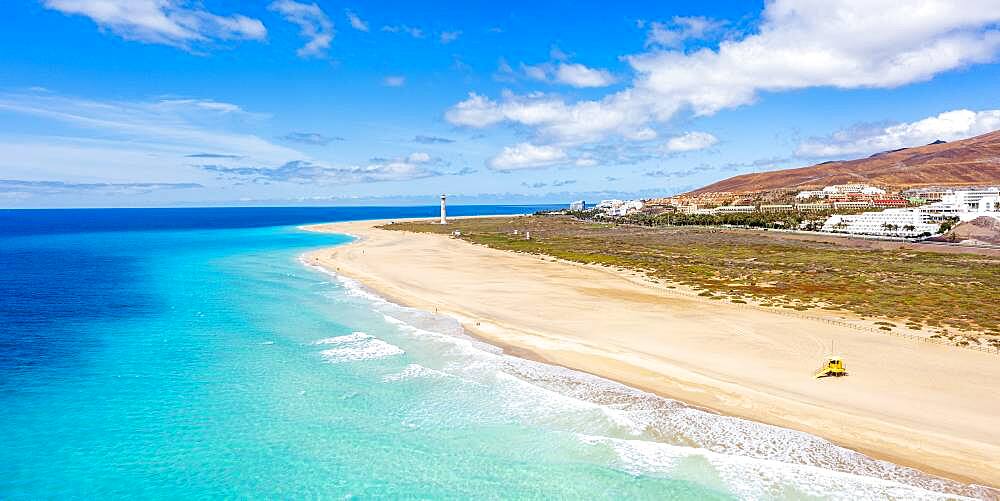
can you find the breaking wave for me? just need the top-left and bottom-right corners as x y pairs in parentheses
(313, 331), (405, 363)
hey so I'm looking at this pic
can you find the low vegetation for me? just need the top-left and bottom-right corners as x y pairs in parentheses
(573, 207), (868, 231)
(382, 215), (1000, 348)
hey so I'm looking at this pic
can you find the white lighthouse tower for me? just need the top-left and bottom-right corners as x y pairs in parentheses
(439, 194), (447, 224)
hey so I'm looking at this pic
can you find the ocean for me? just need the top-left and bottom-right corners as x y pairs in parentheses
(0, 207), (990, 500)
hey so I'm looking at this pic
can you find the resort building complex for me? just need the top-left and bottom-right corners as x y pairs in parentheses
(819, 187), (999, 237)
(919, 188), (1000, 221)
(596, 199), (645, 216)
(579, 185), (1000, 239)
(822, 209), (940, 237)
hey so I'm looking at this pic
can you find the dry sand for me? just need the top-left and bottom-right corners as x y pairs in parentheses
(303, 218), (1000, 487)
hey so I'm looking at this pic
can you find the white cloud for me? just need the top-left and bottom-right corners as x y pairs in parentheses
(625, 127), (657, 141)
(407, 152), (432, 163)
(345, 10), (368, 32)
(200, 156), (443, 184)
(494, 58), (517, 81)
(349, 158), (439, 182)
(496, 59), (514, 74)
(445, 91), (660, 145)
(382, 25), (423, 38)
(628, 1), (1000, 117)
(383, 76), (406, 87)
(154, 99), (247, 114)
(448, 1), (1000, 165)
(666, 131), (718, 152)
(645, 16), (726, 48)
(42, 0), (266, 48)
(0, 91), (465, 206)
(645, 23), (682, 48)
(0, 136), (213, 183)
(268, 0), (334, 58)
(516, 62), (615, 88)
(0, 90), (456, 192)
(550, 46), (570, 61)
(489, 143), (568, 170)
(797, 109), (1000, 157)
(555, 63), (616, 88)
(445, 93), (505, 128)
(521, 63), (550, 82)
(440, 31), (462, 44)
(0, 91), (303, 179)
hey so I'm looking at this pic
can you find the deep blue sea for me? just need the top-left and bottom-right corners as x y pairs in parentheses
(0, 207), (988, 500)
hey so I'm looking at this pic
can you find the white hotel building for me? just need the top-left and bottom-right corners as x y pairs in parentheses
(796, 184), (886, 199)
(822, 208), (940, 237)
(918, 187), (1000, 221)
(596, 199), (644, 217)
(795, 190), (828, 199)
(713, 205), (756, 214)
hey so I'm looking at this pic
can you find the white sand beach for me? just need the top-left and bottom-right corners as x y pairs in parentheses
(304, 218), (1000, 487)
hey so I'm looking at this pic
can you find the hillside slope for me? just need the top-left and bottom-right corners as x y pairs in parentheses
(688, 130), (1000, 195)
(931, 216), (1000, 246)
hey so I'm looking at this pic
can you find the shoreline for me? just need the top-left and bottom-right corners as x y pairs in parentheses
(302, 217), (1000, 489)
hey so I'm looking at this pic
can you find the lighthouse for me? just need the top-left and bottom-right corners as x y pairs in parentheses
(440, 194), (447, 224)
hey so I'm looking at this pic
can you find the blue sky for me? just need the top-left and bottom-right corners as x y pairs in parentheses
(2, 0), (1000, 207)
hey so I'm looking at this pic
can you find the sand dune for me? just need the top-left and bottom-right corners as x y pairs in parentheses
(304, 218), (1000, 487)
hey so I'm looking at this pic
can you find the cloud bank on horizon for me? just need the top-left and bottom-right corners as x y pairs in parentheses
(797, 109), (1000, 157)
(2, 0), (999, 206)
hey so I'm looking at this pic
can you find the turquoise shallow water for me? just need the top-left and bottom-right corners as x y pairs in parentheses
(0, 208), (993, 499)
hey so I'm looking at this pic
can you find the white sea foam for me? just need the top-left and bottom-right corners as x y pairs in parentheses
(578, 434), (978, 501)
(493, 356), (1000, 499)
(312, 331), (404, 363)
(319, 339), (403, 363)
(313, 332), (372, 345)
(303, 262), (997, 499)
(380, 312), (502, 357)
(337, 275), (388, 303)
(382, 363), (448, 382)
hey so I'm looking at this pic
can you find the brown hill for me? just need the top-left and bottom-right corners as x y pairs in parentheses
(931, 216), (1000, 246)
(688, 130), (1000, 195)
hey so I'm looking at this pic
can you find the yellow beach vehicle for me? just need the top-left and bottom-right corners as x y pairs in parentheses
(814, 355), (847, 378)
